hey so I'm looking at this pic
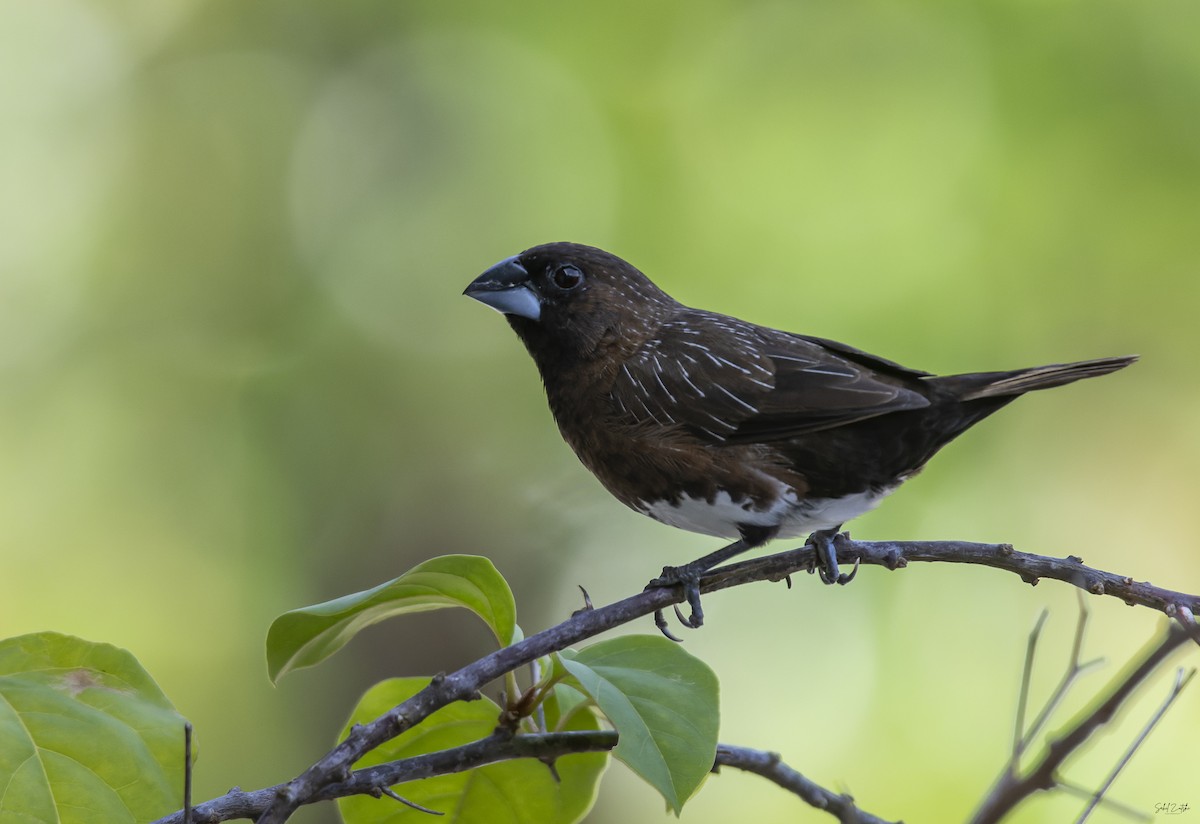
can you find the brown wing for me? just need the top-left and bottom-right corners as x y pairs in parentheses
(609, 310), (931, 444)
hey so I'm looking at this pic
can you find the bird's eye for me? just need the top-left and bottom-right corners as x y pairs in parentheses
(551, 265), (584, 291)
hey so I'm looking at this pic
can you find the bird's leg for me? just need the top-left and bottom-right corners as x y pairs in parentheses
(647, 538), (749, 636)
(808, 526), (859, 585)
(647, 525), (776, 638)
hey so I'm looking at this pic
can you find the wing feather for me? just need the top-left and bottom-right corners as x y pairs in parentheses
(609, 310), (931, 444)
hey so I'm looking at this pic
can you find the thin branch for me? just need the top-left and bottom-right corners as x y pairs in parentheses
(156, 731), (901, 824)
(969, 624), (1193, 824)
(1057, 780), (1151, 823)
(715, 744), (899, 824)
(244, 537), (1199, 822)
(703, 539), (1200, 625)
(1013, 609), (1050, 761)
(252, 583), (699, 823)
(1019, 596), (1106, 758)
(1075, 667), (1196, 823)
(983, 601), (1112, 822)
(183, 723), (193, 824)
(152, 731), (618, 824)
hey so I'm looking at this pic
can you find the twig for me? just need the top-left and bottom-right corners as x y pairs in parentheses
(982, 601), (1111, 822)
(241, 537), (1198, 823)
(715, 744), (900, 824)
(1013, 609), (1049, 761)
(1018, 596), (1105, 759)
(183, 723), (193, 824)
(969, 624), (1193, 824)
(1058, 780), (1151, 823)
(1075, 667), (1196, 823)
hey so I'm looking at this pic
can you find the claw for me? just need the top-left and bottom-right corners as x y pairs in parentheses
(835, 555), (861, 585)
(645, 535), (760, 637)
(654, 608), (684, 642)
(674, 602), (702, 630)
(682, 580), (705, 627)
(646, 564), (706, 638)
(673, 604), (690, 625)
(810, 527), (859, 586)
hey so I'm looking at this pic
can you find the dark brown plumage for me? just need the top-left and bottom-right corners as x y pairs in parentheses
(464, 242), (1136, 631)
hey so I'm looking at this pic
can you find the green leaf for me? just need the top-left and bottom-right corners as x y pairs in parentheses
(558, 636), (719, 815)
(336, 678), (608, 824)
(267, 555), (516, 683)
(0, 632), (189, 824)
(544, 683), (591, 732)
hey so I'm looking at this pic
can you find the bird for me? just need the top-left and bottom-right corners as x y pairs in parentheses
(463, 242), (1136, 635)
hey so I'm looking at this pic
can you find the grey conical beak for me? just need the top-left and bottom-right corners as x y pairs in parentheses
(463, 256), (541, 321)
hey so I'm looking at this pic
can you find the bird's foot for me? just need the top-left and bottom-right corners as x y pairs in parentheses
(646, 564), (707, 641)
(808, 528), (859, 585)
(644, 537), (755, 639)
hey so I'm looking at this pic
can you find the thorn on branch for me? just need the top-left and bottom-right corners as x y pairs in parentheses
(539, 756), (563, 783)
(380, 786), (444, 816)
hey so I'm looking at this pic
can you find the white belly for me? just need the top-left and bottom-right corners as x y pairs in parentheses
(639, 484), (897, 541)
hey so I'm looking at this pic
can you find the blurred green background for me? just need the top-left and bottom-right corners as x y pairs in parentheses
(2, 1), (1198, 822)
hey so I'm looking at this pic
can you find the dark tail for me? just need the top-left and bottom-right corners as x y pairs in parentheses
(936, 355), (1138, 401)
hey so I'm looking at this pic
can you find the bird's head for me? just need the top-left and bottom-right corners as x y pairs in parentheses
(464, 242), (679, 371)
